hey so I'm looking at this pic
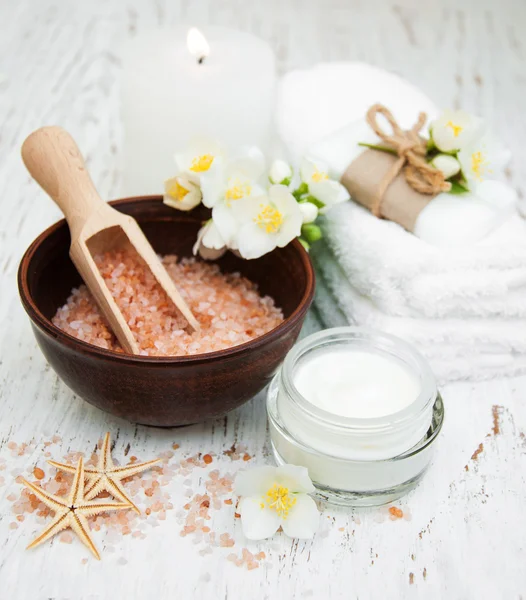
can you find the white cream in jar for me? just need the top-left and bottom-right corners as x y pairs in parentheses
(267, 327), (444, 506)
(294, 348), (420, 419)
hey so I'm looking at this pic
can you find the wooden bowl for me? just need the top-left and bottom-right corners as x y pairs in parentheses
(18, 197), (315, 426)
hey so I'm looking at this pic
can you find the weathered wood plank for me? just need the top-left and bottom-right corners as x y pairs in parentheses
(1, 0), (525, 598)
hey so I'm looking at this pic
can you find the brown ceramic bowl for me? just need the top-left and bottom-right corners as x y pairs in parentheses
(18, 196), (315, 426)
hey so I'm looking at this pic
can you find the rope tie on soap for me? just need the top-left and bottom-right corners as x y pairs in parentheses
(365, 104), (451, 217)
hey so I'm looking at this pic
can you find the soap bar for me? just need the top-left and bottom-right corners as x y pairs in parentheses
(308, 119), (517, 247)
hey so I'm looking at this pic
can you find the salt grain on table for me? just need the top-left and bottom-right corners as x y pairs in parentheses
(4, 435), (263, 568)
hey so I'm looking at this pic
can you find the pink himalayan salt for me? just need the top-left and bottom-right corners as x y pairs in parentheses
(52, 250), (283, 356)
(7, 446), (183, 549)
(227, 548), (263, 571)
(6, 438), (254, 566)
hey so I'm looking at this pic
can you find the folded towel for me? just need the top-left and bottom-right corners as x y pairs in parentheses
(313, 243), (526, 382)
(276, 62), (439, 161)
(277, 62), (526, 381)
(320, 201), (526, 319)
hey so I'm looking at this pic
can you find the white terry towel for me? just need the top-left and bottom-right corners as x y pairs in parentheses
(320, 201), (526, 319)
(312, 242), (526, 383)
(278, 61), (526, 380)
(276, 63), (526, 318)
(276, 62), (439, 161)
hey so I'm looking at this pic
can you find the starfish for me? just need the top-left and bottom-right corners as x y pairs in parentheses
(22, 457), (130, 560)
(48, 432), (160, 514)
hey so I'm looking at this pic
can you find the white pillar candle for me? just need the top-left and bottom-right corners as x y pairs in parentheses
(267, 328), (443, 506)
(121, 27), (276, 195)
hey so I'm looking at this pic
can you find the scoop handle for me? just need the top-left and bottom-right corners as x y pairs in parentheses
(21, 126), (105, 234)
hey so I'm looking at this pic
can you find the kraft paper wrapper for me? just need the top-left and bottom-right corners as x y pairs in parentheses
(340, 149), (438, 232)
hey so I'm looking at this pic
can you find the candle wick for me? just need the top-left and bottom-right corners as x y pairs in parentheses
(198, 55), (205, 65)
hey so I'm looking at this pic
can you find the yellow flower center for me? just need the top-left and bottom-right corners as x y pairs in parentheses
(167, 180), (190, 201)
(471, 150), (491, 181)
(225, 179), (252, 202)
(311, 168), (329, 183)
(190, 154), (214, 172)
(261, 483), (296, 518)
(446, 120), (463, 137)
(254, 204), (283, 234)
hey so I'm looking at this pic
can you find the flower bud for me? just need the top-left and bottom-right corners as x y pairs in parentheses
(301, 223), (322, 244)
(430, 154), (461, 179)
(269, 159), (292, 185)
(299, 202), (318, 223)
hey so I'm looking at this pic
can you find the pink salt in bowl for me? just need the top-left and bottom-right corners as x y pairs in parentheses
(18, 197), (315, 426)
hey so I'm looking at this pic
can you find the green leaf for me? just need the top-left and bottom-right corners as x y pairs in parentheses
(358, 142), (397, 156)
(448, 180), (470, 195)
(301, 223), (322, 243)
(292, 182), (309, 201)
(271, 176), (292, 186)
(300, 195), (326, 209)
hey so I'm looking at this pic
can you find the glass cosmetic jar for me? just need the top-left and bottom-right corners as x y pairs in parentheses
(266, 327), (444, 506)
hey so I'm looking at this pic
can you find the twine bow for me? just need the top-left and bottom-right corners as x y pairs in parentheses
(366, 104), (451, 217)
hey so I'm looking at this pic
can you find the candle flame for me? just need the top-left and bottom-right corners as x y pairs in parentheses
(187, 28), (209, 62)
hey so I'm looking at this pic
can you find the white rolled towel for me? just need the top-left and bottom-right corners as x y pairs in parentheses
(277, 61), (519, 248)
(276, 62), (439, 160)
(308, 118), (517, 247)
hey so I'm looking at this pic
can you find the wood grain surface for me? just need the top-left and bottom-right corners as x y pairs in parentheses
(1, 0), (525, 598)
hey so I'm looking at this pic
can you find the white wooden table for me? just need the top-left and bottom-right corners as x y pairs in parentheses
(1, 1), (526, 598)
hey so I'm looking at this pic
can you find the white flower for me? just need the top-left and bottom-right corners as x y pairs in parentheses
(208, 146), (266, 210)
(269, 159), (292, 184)
(175, 139), (224, 205)
(163, 176), (202, 211)
(235, 465), (319, 540)
(300, 157), (349, 210)
(430, 109), (482, 153)
(429, 154), (461, 180)
(211, 147), (267, 245)
(192, 220), (227, 260)
(299, 202), (318, 223)
(233, 185), (303, 260)
(457, 135), (511, 186)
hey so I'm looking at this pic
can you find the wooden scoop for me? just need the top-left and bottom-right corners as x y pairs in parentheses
(21, 126), (200, 354)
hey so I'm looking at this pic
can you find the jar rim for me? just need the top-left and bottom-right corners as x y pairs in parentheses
(281, 326), (438, 432)
(268, 381), (444, 464)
